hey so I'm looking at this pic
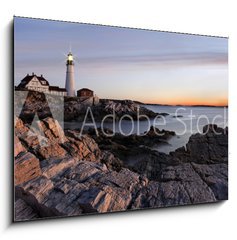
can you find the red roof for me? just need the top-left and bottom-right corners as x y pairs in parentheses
(77, 88), (93, 93)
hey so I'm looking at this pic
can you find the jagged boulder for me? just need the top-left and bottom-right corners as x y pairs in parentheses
(186, 124), (228, 164)
(14, 199), (39, 221)
(64, 130), (102, 162)
(15, 152), (42, 185)
(37, 143), (67, 159)
(14, 136), (26, 157)
(100, 151), (123, 171)
(14, 118), (228, 221)
(15, 117), (29, 135)
(37, 117), (66, 143)
(191, 163), (228, 200)
(15, 161), (140, 218)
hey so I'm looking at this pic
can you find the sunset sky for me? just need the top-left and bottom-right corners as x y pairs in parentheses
(14, 17), (228, 106)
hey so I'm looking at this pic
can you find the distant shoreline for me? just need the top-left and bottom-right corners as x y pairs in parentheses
(100, 99), (228, 108)
(143, 103), (228, 108)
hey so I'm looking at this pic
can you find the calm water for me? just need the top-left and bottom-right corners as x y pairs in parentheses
(144, 105), (228, 153)
(64, 105), (228, 154)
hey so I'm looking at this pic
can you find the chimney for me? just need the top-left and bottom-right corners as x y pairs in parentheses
(41, 74), (43, 77)
(32, 72), (35, 76)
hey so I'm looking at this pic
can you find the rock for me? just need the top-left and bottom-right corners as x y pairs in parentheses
(15, 176), (60, 217)
(15, 117), (29, 135)
(132, 163), (217, 209)
(144, 126), (175, 138)
(14, 136), (26, 157)
(15, 116), (103, 164)
(101, 151), (123, 171)
(191, 163), (228, 200)
(14, 118), (228, 220)
(186, 126), (228, 164)
(37, 143), (67, 159)
(41, 157), (77, 179)
(41, 182), (84, 217)
(99, 168), (141, 191)
(159, 112), (169, 116)
(15, 160), (134, 217)
(77, 187), (112, 213)
(17, 127), (47, 150)
(16, 176), (54, 202)
(14, 198), (39, 221)
(202, 124), (225, 134)
(78, 185), (132, 213)
(160, 163), (217, 202)
(87, 126), (176, 167)
(15, 152), (42, 185)
(74, 99), (159, 122)
(64, 131), (102, 162)
(62, 161), (107, 184)
(131, 181), (160, 208)
(16, 91), (170, 123)
(15, 91), (64, 124)
(37, 117), (66, 143)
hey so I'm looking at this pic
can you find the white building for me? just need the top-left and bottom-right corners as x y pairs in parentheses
(65, 52), (76, 96)
(16, 73), (67, 96)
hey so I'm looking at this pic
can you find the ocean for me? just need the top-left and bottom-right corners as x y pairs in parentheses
(144, 105), (228, 153)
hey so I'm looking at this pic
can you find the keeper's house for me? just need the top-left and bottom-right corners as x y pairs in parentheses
(15, 73), (67, 96)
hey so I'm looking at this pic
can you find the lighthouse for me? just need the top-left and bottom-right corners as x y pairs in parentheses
(65, 52), (76, 96)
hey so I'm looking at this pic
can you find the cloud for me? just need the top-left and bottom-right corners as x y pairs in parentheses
(78, 51), (227, 65)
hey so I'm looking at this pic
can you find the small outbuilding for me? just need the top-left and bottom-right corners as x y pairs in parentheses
(77, 88), (94, 98)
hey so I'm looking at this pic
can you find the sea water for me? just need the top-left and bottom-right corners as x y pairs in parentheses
(144, 105), (228, 153)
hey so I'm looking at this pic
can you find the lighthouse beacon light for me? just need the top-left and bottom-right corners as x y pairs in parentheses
(67, 52), (73, 62)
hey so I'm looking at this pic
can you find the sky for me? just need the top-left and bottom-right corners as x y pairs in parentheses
(14, 17), (228, 106)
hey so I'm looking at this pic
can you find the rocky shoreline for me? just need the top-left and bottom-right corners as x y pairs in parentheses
(14, 115), (228, 221)
(15, 91), (166, 122)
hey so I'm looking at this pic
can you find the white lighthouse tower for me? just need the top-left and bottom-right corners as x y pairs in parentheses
(65, 52), (76, 96)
